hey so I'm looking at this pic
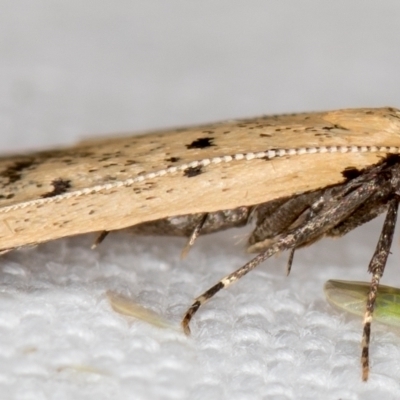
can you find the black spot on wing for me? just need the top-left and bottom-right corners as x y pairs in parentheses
(314, 132), (332, 137)
(186, 138), (215, 149)
(323, 124), (350, 131)
(125, 160), (137, 166)
(165, 156), (180, 163)
(0, 159), (35, 184)
(342, 155), (400, 183)
(41, 178), (71, 198)
(0, 193), (14, 200)
(342, 167), (362, 181)
(384, 154), (400, 167)
(184, 166), (203, 177)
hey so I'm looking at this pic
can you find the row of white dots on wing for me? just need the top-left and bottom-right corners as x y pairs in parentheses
(69, 145), (400, 192)
(2, 145), (400, 213)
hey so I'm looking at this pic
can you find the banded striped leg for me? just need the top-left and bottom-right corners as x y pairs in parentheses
(182, 174), (381, 335)
(361, 197), (399, 381)
(181, 213), (208, 258)
(286, 248), (295, 276)
(92, 230), (109, 249)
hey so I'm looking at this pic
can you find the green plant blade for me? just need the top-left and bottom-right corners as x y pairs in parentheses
(324, 280), (400, 328)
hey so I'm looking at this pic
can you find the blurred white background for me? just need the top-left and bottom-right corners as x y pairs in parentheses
(1, 2), (400, 399)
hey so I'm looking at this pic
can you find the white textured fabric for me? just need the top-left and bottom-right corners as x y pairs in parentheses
(1, 2), (400, 399)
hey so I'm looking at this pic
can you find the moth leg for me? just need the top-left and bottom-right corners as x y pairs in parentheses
(91, 230), (110, 249)
(327, 195), (389, 238)
(248, 191), (322, 251)
(182, 173), (381, 335)
(286, 248), (295, 276)
(182, 246), (285, 335)
(181, 213), (208, 258)
(361, 197), (399, 381)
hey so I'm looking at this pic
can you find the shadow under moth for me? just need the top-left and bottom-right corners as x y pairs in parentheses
(1, 107), (400, 380)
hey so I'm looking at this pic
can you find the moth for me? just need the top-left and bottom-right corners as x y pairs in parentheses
(1, 107), (400, 380)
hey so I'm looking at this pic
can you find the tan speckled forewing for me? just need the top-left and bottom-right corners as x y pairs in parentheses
(0, 107), (399, 250)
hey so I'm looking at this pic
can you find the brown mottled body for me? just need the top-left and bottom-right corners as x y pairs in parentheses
(1, 107), (400, 380)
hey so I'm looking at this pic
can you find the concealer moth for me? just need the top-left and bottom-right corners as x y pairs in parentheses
(2, 107), (400, 380)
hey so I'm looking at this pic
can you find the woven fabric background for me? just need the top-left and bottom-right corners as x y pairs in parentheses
(1, 2), (400, 399)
